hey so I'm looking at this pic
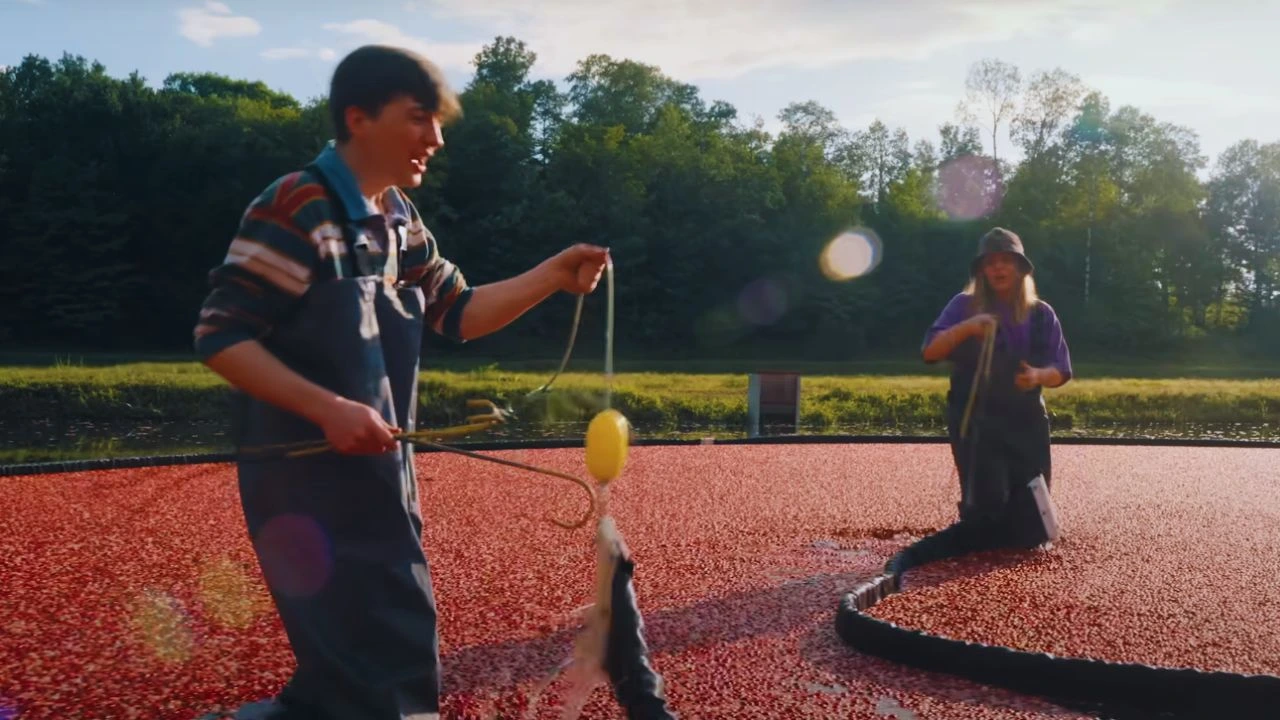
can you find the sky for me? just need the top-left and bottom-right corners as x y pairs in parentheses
(2, 0), (1278, 167)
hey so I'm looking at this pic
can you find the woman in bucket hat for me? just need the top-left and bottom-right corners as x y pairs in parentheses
(917, 227), (1074, 554)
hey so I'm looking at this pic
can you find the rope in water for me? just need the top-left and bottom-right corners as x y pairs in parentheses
(836, 539), (1280, 717)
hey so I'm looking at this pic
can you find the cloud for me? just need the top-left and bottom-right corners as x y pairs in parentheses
(321, 19), (480, 71)
(261, 48), (310, 60)
(1067, 22), (1119, 45)
(178, 1), (261, 47)
(1087, 74), (1280, 118)
(397, 0), (1177, 80)
(872, 91), (960, 121)
(261, 47), (338, 61)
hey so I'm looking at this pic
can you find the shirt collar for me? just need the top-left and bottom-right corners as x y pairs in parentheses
(311, 140), (410, 225)
(381, 183), (412, 225)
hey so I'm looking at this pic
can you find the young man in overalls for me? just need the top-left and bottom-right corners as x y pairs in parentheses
(194, 45), (611, 719)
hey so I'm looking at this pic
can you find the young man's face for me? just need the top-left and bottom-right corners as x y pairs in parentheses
(346, 95), (444, 189)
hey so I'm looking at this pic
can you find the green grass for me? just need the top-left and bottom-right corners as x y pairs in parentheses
(4, 347), (1278, 378)
(427, 369), (1280, 430)
(0, 442), (216, 465)
(2, 357), (1278, 438)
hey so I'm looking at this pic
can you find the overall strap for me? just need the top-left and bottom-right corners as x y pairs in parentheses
(302, 163), (376, 279)
(1030, 301), (1048, 368)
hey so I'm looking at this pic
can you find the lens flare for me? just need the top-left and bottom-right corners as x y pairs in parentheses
(820, 229), (883, 281)
(254, 514), (333, 599)
(127, 589), (194, 664)
(198, 556), (269, 629)
(937, 155), (1004, 220)
(737, 278), (787, 326)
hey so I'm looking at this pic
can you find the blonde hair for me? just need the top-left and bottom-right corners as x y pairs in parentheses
(964, 271), (1039, 324)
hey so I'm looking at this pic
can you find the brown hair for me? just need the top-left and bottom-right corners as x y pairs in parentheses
(329, 44), (462, 142)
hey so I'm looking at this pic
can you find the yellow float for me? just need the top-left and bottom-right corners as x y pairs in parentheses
(585, 408), (630, 484)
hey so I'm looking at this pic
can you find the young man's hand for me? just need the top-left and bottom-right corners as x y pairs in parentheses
(319, 397), (401, 455)
(552, 244), (610, 294)
(204, 341), (402, 455)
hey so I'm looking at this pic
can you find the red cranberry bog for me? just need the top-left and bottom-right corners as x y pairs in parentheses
(3, 434), (1280, 719)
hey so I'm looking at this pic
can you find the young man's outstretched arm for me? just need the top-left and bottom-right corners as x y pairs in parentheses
(459, 244), (609, 340)
(401, 204), (608, 343)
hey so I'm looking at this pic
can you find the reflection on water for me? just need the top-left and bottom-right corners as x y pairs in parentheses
(1, 416), (1277, 465)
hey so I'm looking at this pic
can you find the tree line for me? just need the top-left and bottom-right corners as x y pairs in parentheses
(1, 39), (1276, 361)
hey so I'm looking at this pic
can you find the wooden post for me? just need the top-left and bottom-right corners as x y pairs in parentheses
(747, 374), (761, 438)
(747, 371), (801, 437)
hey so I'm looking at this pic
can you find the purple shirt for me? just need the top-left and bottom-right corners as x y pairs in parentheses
(923, 292), (1073, 385)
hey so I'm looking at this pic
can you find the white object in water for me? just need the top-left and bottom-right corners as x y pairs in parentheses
(1028, 474), (1060, 543)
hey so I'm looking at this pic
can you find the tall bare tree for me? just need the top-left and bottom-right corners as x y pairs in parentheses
(958, 58), (1022, 166)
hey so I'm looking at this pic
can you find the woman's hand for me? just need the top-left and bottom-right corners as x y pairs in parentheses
(963, 313), (998, 340)
(1016, 361), (1064, 391)
(1015, 361), (1043, 391)
(922, 313), (997, 363)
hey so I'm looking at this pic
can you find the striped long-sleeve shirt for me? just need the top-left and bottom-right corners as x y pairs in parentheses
(193, 144), (471, 361)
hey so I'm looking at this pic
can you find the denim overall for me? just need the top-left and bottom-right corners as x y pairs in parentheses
(232, 164), (441, 719)
(945, 303), (1052, 547)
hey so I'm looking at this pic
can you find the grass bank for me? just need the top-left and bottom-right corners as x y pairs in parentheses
(2, 360), (1278, 439)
